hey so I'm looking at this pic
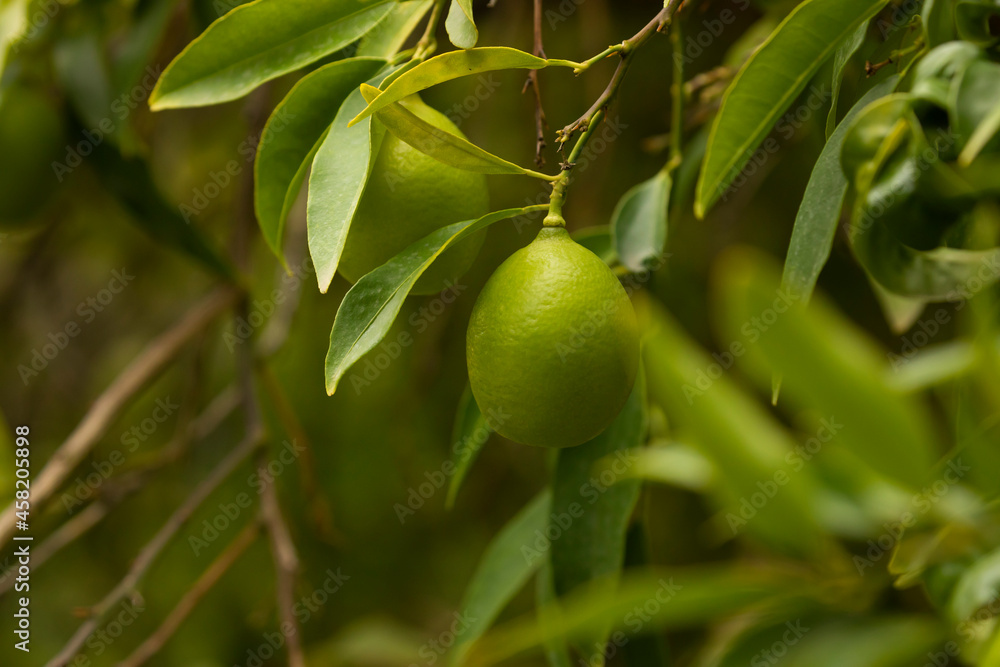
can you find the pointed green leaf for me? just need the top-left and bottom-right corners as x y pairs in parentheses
(255, 57), (385, 264)
(308, 66), (398, 293)
(716, 249), (940, 488)
(459, 567), (809, 666)
(149, 0), (393, 109)
(357, 0), (434, 58)
(350, 47), (574, 125)
(611, 170), (671, 273)
(826, 21), (869, 138)
(550, 371), (645, 658)
(325, 205), (546, 394)
(782, 77), (898, 305)
(446, 385), (492, 509)
(644, 306), (825, 556)
(359, 84), (541, 176)
(696, 0), (889, 217)
(449, 491), (552, 666)
(446, 0), (478, 49)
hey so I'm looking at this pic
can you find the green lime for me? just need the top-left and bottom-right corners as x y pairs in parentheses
(466, 226), (640, 448)
(0, 84), (66, 227)
(339, 95), (489, 295)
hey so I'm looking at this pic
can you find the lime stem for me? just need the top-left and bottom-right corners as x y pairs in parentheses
(413, 0), (447, 62)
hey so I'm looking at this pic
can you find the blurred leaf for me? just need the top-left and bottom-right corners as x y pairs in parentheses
(826, 21), (868, 138)
(956, 0), (1000, 46)
(450, 491), (552, 667)
(778, 616), (944, 667)
(308, 65), (399, 293)
(110, 0), (176, 94)
(325, 205), (546, 394)
(446, 385), (491, 509)
(255, 57), (385, 264)
(571, 226), (617, 266)
(459, 567), (811, 666)
(644, 305), (825, 556)
(149, 0), (393, 109)
(695, 0), (888, 217)
(611, 169), (671, 273)
(54, 28), (114, 134)
(782, 77), (898, 306)
(959, 103), (1000, 166)
(622, 443), (715, 492)
(948, 546), (1000, 625)
(92, 144), (233, 278)
(0, 0), (28, 82)
(308, 616), (427, 665)
(350, 47), (573, 125)
(870, 281), (927, 334)
(360, 83), (542, 176)
(357, 0), (433, 58)
(953, 60), (1000, 150)
(550, 370), (645, 658)
(446, 0), (478, 49)
(923, 0), (958, 47)
(715, 249), (940, 488)
(536, 557), (573, 667)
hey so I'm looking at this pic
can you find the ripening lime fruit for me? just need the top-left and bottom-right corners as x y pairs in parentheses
(0, 84), (66, 228)
(339, 95), (489, 295)
(466, 226), (640, 448)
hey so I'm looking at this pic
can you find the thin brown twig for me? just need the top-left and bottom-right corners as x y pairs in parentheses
(117, 521), (262, 667)
(44, 427), (264, 667)
(523, 0), (548, 166)
(0, 286), (238, 548)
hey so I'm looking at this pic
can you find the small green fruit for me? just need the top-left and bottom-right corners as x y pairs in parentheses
(466, 226), (640, 448)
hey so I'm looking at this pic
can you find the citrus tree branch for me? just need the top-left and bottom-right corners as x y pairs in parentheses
(523, 0), (548, 166)
(43, 427), (264, 667)
(0, 286), (238, 548)
(117, 521), (261, 667)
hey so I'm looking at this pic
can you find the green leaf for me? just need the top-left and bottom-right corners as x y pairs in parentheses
(715, 249), (941, 489)
(535, 557), (572, 667)
(92, 144), (233, 278)
(0, 0), (28, 82)
(357, 0), (434, 58)
(644, 306), (825, 556)
(359, 84), (543, 176)
(956, 0), (1000, 46)
(922, 0), (958, 47)
(622, 444), (715, 492)
(571, 226), (618, 267)
(695, 0), (889, 217)
(611, 170), (671, 273)
(826, 21), (868, 138)
(449, 491), (552, 667)
(446, 0), (478, 49)
(782, 77), (898, 305)
(308, 66), (398, 293)
(549, 371), (645, 658)
(948, 546), (1000, 625)
(445, 385), (491, 509)
(255, 57), (385, 264)
(953, 59), (1000, 159)
(458, 567), (809, 666)
(350, 47), (573, 125)
(149, 0), (393, 109)
(325, 205), (546, 394)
